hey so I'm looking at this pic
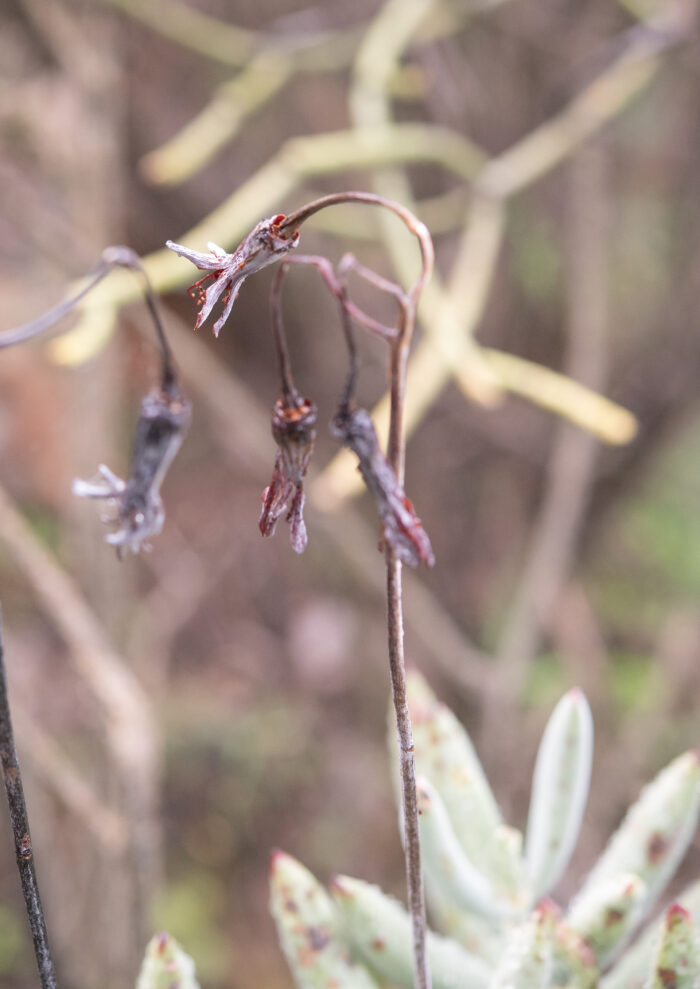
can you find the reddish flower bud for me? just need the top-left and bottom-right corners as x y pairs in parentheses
(331, 407), (434, 568)
(259, 398), (317, 554)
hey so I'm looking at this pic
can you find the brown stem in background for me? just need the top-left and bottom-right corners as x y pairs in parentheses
(0, 610), (57, 989)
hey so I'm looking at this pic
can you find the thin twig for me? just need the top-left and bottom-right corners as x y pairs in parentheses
(0, 610), (57, 989)
(487, 138), (611, 770)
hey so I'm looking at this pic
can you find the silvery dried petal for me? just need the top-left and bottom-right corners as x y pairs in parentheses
(259, 398), (316, 554)
(166, 214), (300, 337)
(74, 386), (192, 557)
(331, 407), (435, 568)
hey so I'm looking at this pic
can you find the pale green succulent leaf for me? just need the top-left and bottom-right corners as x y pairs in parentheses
(487, 904), (556, 989)
(403, 671), (525, 899)
(601, 879), (700, 989)
(572, 751), (700, 929)
(331, 874), (493, 989)
(424, 877), (505, 965)
(568, 872), (647, 968)
(269, 852), (379, 989)
(551, 919), (599, 988)
(136, 932), (200, 989)
(525, 688), (593, 901)
(417, 776), (515, 919)
(646, 903), (700, 989)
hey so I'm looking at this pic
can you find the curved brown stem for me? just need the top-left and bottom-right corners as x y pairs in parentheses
(278, 190), (434, 305)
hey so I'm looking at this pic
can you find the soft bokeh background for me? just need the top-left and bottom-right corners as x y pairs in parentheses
(1, 0), (699, 986)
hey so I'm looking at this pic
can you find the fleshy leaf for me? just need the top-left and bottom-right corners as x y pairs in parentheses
(136, 932), (200, 989)
(571, 751), (700, 933)
(648, 904), (700, 989)
(417, 776), (513, 919)
(269, 852), (378, 989)
(601, 878), (700, 989)
(424, 878), (505, 965)
(487, 903), (556, 989)
(568, 872), (647, 968)
(551, 919), (598, 989)
(331, 874), (493, 989)
(402, 672), (525, 900)
(525, 688), (593, 901)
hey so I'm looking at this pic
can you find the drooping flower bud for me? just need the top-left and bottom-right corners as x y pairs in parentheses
(259, 398), (317, 554)
(331, 406), (434, 568)
(73, 386), (192, 557)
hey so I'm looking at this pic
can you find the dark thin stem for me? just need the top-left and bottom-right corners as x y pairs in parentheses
(0, 611), (57, 989)
(270, 265), (303, 408)
(386, 548), (429, 989)
(0, 246), (180, 395)
(271, 256), (362, 414)
(100, 247), (179, 395)
(385, 297), (430, 989)
(0, 262), (112, 348)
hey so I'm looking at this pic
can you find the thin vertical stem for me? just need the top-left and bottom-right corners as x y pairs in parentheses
(0, 611), (57, 989)
(386, 300), (431, 989)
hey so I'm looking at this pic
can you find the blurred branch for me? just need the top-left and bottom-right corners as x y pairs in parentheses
(490, 139), (611, 740)
(475, 0), (694, 200)
(140, 53), (295, 187)
(12, 699), (128, 856)
(0, 613), (56, 989)
(480, 349), (637, 445)
(105, 0), (260, 67)
(0, 483), (161, 941)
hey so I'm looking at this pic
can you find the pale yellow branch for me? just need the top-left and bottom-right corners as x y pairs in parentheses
(141, 53), (293, 187)
(107, 0), (257, 65)
(481, 349), (638, 445)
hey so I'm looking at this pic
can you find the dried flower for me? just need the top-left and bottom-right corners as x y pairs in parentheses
(166, 215), (300, 337)
(73, 387), (192, 557)
(331, 407), (434, 568)
(259, 398), (317, 554)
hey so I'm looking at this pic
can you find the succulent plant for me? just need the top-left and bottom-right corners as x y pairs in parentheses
(269, 674), (700, 988)
(136, 932), (200, 989)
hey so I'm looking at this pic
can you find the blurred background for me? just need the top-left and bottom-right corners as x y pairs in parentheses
(1, 0), (699, 986)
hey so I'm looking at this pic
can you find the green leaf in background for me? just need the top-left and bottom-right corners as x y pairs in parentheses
(269, 851), (378, 989)
(525, 688), (593, 902)
(331, 874), (493, 989)
(648, 903), (700, 989)
(136, 932), (200, 989)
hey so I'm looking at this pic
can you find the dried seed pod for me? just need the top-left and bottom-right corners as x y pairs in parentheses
(331, 406), (434, 568)
(259, 397), (317, 554)
(73, 386), (192, 557)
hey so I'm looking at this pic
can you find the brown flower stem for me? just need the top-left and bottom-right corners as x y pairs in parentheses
(270, 265), (303, 407)
(386, 296), (431, 989)
(0, 611), (57, 989)
(284, 192), (433, 989)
